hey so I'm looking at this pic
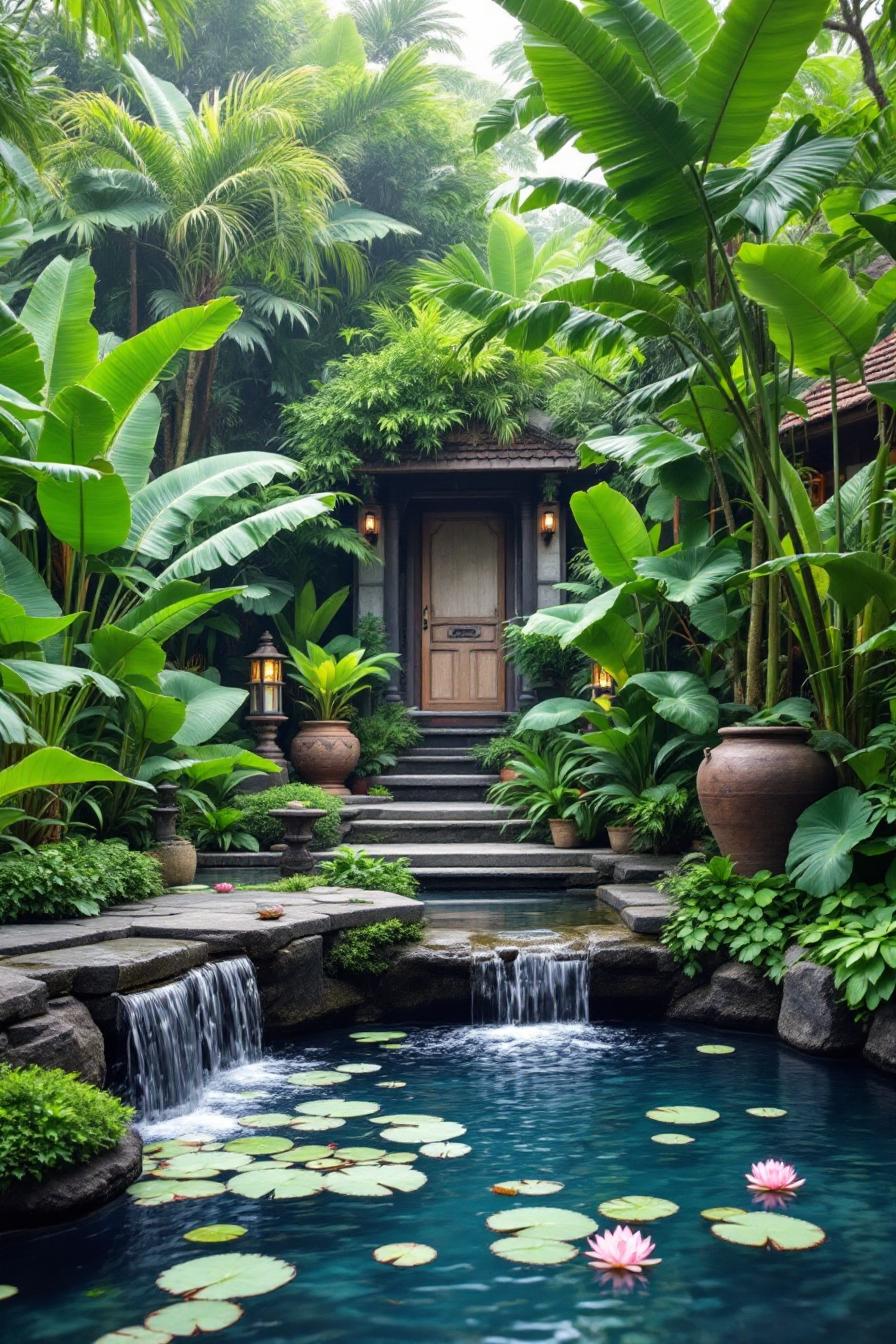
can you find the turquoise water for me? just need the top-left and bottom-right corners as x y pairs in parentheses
(3, 1021), (896, 1344)
(423, 890), (616, 934)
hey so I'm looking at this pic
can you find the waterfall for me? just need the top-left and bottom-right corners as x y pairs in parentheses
(116, 957), (263, 1121)
(472, 950), (589, 1026)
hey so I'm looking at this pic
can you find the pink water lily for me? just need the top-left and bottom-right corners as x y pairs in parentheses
(746, 1159), (805, 1193)
(213, 882), (234, 893)
(585, 1225), (661, 1273)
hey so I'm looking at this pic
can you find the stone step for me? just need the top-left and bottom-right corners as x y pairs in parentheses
(368, 774), (497, 802)
(345, 799), (513, 821)
(413, 867), (599, 889)
(393, 753), (483, 776)
(349, 818), (529, 845)
(596, 884), (672, 935)
(319, 842), (611, 870)
(603, 855), (680, 884)
(419, 728), (504, 750)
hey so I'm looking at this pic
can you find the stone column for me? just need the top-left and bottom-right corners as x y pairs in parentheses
(383, 493), (402, 703)
(518, 489), (538, 710)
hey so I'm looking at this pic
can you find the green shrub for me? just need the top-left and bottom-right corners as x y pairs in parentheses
(660, 855), (816, 981)
(503, 624), (590, 696)
(326, 918), (424, 975)
(368, 785), (394, 799)
(0, 840), (163, 922)
(798, 886), (896, 1017)
(620, 785), (704, 854)
(350, 703), (422, 777)
(235, 784), (342, 851)
(316, 845), (419, 898)
(0, 1066), (133, 1189)
(261, 874), (318, 892)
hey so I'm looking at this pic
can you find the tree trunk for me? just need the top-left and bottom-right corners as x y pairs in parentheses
(745, 517), (766, 709)
(191, 345), (219, 458)
(128, 234), (139, 338)
(174, 351), (202, 467)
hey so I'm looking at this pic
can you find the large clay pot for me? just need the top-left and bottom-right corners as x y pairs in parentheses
(697, 726), (836, 875)
(289, 719), (360, 796)
(549, 818), (579, 849)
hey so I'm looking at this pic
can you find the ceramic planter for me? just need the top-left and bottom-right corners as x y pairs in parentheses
(549, 818), (579, 849)
(606, 825), (636, 855)
(289, 719), (360, 796)
(350, 777), (372, 796)
(697, 725), (836, 875)
(499, 766), (520, 782)
(148, 837), (198, 887)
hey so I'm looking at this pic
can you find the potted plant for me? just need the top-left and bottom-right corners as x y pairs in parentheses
(488, 737), (594, 848)
(349, 704), (422, 794)
(287, 642), (399, 795)
(605, 805), (637, 856)
(470, 716), (532, 781)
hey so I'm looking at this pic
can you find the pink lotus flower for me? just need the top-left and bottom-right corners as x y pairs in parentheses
(585, 1225), (661, 1273)
(745, 1159), (805, 1193)
(213, 882), (234, 893)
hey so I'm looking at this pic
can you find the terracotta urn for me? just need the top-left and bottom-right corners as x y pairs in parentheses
(499, 766), (520, 782)
(289, 719), (360, 796)
(606, 825), (636, 856)
(697, 726), (836, 875)
(147, 781), (197, 886)
(549, 818), (579, 849)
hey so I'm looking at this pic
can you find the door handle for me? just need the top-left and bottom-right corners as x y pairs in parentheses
(422, 605), (429, 631)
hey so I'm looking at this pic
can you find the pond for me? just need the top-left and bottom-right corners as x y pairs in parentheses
(424, 889), (617, 936)
(3, 1022), (896, 1344)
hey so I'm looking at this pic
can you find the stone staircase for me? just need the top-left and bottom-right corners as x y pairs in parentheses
(321, 713), (680, 899)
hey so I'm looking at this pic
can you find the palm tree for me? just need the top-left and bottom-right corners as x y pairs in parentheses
(52, 58), (354, 465)
(347, 0), (463, 63)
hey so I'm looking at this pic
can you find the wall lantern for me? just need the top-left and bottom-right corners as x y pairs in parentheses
(361, 506), (381, 545)
(591, 662), (616, 701)
(540, 503), (558, 545)
(244, 631), (289, 789)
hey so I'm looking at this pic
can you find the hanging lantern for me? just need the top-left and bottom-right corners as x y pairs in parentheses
(591, 663), (615, 700)
(539, 503), (558, 544)
(247, 631), (285, 716)
(360, 506), (381, 545)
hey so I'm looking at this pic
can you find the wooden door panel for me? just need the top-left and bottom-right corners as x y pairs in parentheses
(422, 513), (505, 711)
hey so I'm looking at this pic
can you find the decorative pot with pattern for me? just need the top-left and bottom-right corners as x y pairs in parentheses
(697, 725), (836, 875)
(289, 720), (360, 796)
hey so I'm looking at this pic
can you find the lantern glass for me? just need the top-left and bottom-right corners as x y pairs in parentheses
(246, 633), (284, 717)
(591, 663), (615, 696)
(541, 508), (556, 537)
(363, 509), (379, 542)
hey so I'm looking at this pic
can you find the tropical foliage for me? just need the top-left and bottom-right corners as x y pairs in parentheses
(0, 1064), (133, 1189)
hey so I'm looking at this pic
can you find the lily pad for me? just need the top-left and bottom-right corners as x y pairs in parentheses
(373, 1243), (437, 1268)
(226, 1168), (324, 1201)
(700, 1206), (746, 1221)
(0, 1286), (19, 1302)
(289, 1116), (346, 1133)
(598, 1196), (679, 1222)
(323, 1164), (426, 1197)
(419, 1142), (471, 1159)
(287, 1070), (347, 1087)
(375, 1081), (406, 1089)
(237, 1112), (295, 1129)
(486, 1206), (597, 1241)
(746, 1107), (788, 1118)
(183, 1225), (247, 1244)
(294, 1100), (381, 1119)
(710, 1211), (826, 1251)
(489, 1237), (577, 1265)
(144, 1141), (199, 1158)
(305, 1158), (344, 1171)
(372, 1113), (443, 1125)
(645, 1105), (720, 1125)
(94, 1329), (171, 1344)
(224, 1136), (293, 1156)
(696, 1044), (736, 1055)
(128, 1180), (224, 1206)
(380, 1151), (417, 1164)
(350, 1031), (406, 1043)
(650, 1133), (694, 1145)
(336, 1063), (381, 1075)
(380, 1043), (405, 1050)
(333, 1147), (387, 1162)
(145, 1301), (241, 1336)
(156, 1153), (251, 1177)
(380, 1122), (466, 1144)
(156, 1253), (296, 1300)
(289, 1145), (333, 1163)
(490, 1179), (563, 1196)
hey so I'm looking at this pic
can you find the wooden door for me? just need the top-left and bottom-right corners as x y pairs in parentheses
(421, 512), (505, 711)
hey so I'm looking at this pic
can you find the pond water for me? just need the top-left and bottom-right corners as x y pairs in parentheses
(424, 890), (616, 936)
(4, 1021), (896, 1344)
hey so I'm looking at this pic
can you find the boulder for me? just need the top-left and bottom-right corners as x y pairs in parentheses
(587, 933), (681, 1013)
(255, 936), (325, 1028)
(667, 961), (781, 1032)
(0, 966), (47, 1026)
(864, 1000), (896, 1073)
(777, 952), (866, 1055)
(0, 997), (105, 1085)
(371, 940), (471, 1022)
(0, 1127), (142, 1230)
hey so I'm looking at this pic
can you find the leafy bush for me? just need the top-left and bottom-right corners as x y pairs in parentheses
(503, 623), (589, 696)
(325, 918), (424, 976)
(317, 846), (419, 898)
(619, 784), (704, 854)
(0, 840), (163, 922)
(351, 703), (422, 777)
(0, 1066), (133, 1189)
(262, 874), (317, 893)
(660, 856), (816, 981)
(368, 785), (394, 799)
(191, 804), (260, 853)
(235, 785), (343, 851)
(798, 886), (896, 1017)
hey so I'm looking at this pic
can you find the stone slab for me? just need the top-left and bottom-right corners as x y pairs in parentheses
(126, 913), (327, 957)
(0, 920), (136, 958)
(0, 965), (47, 1025)
(1, 997), (105, 1084)
(619, 905), (671, 934)
(1, 938), (208, 996)
(598, 885), (671, 912)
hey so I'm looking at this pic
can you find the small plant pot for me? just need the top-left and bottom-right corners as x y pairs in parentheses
(549, 818), (579, 849)
(606, 825), (636, 855)
(350, 777), (371, 796)
(499, 766), (520, 782)
(147, 837), (197, 887)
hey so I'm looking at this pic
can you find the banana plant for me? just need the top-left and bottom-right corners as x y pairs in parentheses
(442, 0), (896, 740)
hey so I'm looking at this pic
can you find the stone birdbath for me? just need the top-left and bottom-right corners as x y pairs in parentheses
(268, 801), (327, 876)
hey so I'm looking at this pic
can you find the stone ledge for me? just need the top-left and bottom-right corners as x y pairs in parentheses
(0, 1128), (142, 1230)
(1, 938), (209, 996)
(0, 997), (106, 1085)
(0, 966), (47, 1026)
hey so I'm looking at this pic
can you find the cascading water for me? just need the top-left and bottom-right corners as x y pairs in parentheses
(471, 950), (589, 1025)
(116, 956), (263, 1120)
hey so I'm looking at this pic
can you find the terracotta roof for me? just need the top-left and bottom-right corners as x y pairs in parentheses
(367, 423), (579, 473)
(780, 333), (896, 432)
